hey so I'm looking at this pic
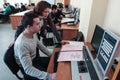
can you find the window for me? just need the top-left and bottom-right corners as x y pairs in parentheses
(6, 0), (29, 7)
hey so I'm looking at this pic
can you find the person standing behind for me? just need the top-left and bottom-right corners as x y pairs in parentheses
(14, 11), (54, 80)
(34, 1), (62, 41)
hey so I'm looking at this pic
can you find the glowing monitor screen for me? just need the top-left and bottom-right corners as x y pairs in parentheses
(96, 30), (120, 76)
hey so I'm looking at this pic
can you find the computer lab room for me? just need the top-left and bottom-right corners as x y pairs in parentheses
(0, 0), (120, 80)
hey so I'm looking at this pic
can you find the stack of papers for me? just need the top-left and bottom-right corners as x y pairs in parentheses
(57, 41), (84, 62)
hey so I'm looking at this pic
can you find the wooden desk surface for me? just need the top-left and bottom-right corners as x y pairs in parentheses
(61, 23), (79, 30)
(47, 42), (114, 80)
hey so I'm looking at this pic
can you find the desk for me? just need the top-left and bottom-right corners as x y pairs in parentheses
(47, 42), (114, 80)
(112, 60), (120, 80)
(61, 23), (79, 40)
(10, 10), (31, 29)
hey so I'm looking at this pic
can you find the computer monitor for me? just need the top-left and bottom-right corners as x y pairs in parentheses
(91, 25), (105, 54)
(66, 8), (80, 25)
(73, 8), (79, 24)
(96, 30), (120, 78)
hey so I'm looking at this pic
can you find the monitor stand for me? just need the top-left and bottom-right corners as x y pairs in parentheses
(94, 59), (109, 80)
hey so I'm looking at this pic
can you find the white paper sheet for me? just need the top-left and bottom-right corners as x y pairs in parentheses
(61, 41), (84, 51)
(57, 51), (83, 62)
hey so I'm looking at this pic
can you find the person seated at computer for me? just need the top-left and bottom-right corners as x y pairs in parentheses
(57, 3), (65, 18)
(20, 3), (26, 11)
(50, 5), (58, 24)
(50, 5), (61, 29)
(50, 5), (66, 29)
(14, 11), (55, 80)
(0, 3), (11, 19)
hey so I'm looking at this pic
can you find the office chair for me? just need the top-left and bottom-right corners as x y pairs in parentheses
(71, 31), (84, 41)
(3, 44), (23, 80)
(4, 44), (42, 80)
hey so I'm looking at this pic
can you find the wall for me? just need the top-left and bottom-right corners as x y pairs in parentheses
(103, 0), (120, 57)
(70, 0), (82, 8)
(30, 0), (55, 5)
(104, 0), (120, 37)
(70, 0), (108, 42)
(79, 0), (93, 41)
(55, 0), (64, 4)
(70, 0), (93, 41)
(30, 0), (41, 5)
(0, 0), (4, 9)
(87, 0), (108, 42)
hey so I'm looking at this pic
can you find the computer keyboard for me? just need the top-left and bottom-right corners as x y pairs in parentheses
(54, 52), (59, 72)
(83, 46), (99, 80)
(71, 46), (100, 80)
(67, 22), (75, 26)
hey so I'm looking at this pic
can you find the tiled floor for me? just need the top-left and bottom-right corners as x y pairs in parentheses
(0, 23), (18, 80)
(0, 23), (54, 80)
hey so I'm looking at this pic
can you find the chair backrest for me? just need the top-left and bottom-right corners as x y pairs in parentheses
(75, 31), (84, 41)
(71, 31), (84, 41)
(3, 44), (23, 80)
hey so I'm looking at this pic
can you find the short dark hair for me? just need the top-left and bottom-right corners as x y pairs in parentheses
(22, 11), (39, 28)
(52, 5), (57, 10)
(34, 1), (51, 15)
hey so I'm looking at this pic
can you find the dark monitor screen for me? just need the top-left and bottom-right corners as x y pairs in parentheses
(96, 30), (120, 76)
(91, 25), (105, 53)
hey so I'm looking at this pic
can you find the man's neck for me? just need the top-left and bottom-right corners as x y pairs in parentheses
(23, 29), (34, 38)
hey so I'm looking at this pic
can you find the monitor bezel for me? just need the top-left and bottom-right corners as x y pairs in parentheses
(96, 30), (120, 76)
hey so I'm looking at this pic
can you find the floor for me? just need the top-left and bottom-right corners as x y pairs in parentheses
(0, 23), (54, 80)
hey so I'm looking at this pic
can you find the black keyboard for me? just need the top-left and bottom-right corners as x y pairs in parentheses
(83, 46), (99, 80)
(54, 52), (59, 72)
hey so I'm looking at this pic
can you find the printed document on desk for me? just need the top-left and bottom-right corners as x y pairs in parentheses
(57, 51), (83, 62)
(61, 18), (74, 23)
(61, 41), (84, 51)
(57, 41), (84, 62)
